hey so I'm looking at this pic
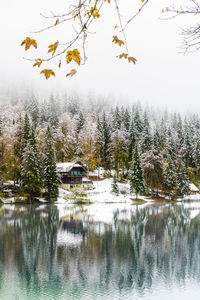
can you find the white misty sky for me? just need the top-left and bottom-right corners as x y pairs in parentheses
(0, 0), (200, 112)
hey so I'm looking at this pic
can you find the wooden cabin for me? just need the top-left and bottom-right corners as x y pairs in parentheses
(57, 162), (93, 190)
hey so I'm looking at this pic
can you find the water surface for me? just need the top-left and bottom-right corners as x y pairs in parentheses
(1, 202), (200, 299)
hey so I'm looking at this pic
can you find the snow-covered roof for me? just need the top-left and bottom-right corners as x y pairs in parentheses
(189, 183), (199, 192)
(56, 162), (86, 173)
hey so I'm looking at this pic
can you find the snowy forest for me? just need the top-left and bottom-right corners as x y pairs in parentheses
(0, 93), (199, 201)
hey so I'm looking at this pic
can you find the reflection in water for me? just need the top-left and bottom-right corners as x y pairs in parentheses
(0, 203), (200, 299)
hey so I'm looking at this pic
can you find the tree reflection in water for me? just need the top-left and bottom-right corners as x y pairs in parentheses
(0, 203), (200, 299)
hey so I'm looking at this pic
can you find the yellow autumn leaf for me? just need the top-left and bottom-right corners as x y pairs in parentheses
(58, 60), (61, 68)
(128, 56), (137, 64)
(66, 69), (77, 77)
(21, 37), (37, 51)
(40, 69), (55, 80)
(90, 7), (100, 18)
(104, 0), (111, 3)
(66, 50), (73, 64)
(66, 49), (81, 65)
(48, 41), (59, 56)
(55, 18), (59, 26)
(112, 35), (125, 47)
(72, 49), (81, 65)
(33, 59), (42, 68)
(117, 53), (128, 59)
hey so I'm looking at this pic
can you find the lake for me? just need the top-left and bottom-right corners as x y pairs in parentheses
(1, 202), (200, 300)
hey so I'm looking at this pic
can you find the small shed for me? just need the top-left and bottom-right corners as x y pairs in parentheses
(189, 183), (199, 195)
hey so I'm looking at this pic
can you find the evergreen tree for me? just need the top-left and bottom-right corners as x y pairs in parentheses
(76, 111), (85, 133)
(96, 113), (111, 170)
(153, 129), (162, 153)
(163, 154), (177, 199)
(133, 107), (143, 138)
(22, 113), (31, 151)
(177, 163), (190, 197)
(48, 95), (59, 128)
(113, 106), (121, 130)
(141, 127), (152, 153)
(128, 121), (136, 162)
(27, 95), (39, 128)
(44, 126), (59, 201)
(123, 108), (130, 131)
(194, 133), (200, 175)
(30, 127), (42, 179)
(21, 141), (41, 201)
(130, 144), (146, 199)
(111, 173), (119, 195)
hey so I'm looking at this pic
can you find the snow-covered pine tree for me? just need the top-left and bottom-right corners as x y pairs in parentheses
(76, 111), (85, 134)
(113, 106), (121, 130)
(163, 154), (177, 199)
(30, 127), (42, 180)
(133, 107), (143, 138)
(21, 141), (41, 201)
(141, 113), (152, 153)
(96, 113), (111, 170)
(177, 163), (190, 198)
(48, 94), (59, 128)
(22, 113), (31, 151)
(111, 173), (119, 195)
(194, 132), (200, 175)
(128, 120), (136, 162)
(44, 126), (59, 201)
(130, 144), (146, 199)
(123, 108), (130, 132)
(153, 128), (162, 153)
(27, 94), (39, 128)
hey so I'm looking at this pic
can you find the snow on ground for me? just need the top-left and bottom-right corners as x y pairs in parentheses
(57, 178), (151, 204)
(87, 178), (132, 203)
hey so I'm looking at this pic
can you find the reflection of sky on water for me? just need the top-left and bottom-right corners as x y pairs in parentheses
(1, 203), (200, 299)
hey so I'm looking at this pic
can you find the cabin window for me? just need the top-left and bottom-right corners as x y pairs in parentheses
(71, 171), (73, 174)
(78, 171), (81, 174)
(74, 171), (77, 175)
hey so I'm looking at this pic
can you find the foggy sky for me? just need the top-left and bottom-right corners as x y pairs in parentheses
(1, 0), (200, 113)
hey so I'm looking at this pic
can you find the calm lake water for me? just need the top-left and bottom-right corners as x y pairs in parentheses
(1, 202), (200, 300)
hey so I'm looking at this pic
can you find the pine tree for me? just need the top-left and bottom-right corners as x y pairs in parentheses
(28, 95), (39, 128)
(177, 163), (190, 197)
(96, 113), (111, 170)
(133, 107), (143, 138)
(128, 121), (136, 162)
(141, 127), (152, 153)
(111, 173), (119, 195)
(44, 126), (59, 201)
(153, 129), (162, 153)
(22, 113), (31, 151)
(30, 127), (42, 180)
(130, 144), (146, 199)
(123, 108), (130, 131)
(163, 154), (177, 199)
(21, 141), (41, 201)
(76, 111), (85, 133)
(48, 95), (59, 128)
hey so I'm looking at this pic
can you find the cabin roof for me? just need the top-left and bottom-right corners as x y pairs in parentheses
(189, 183), (199, 192)
(56, 162), (86, 173)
